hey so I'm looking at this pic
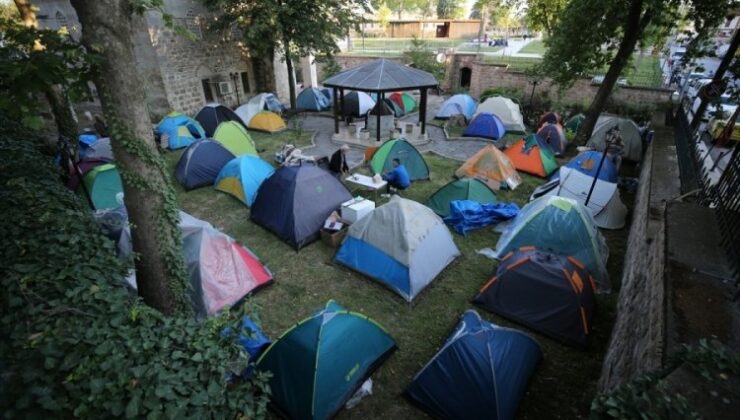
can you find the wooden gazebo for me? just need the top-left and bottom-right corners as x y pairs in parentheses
(322, 58), (439, 143)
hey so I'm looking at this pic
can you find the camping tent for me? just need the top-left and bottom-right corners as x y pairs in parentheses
(474, 247), (596, 347)
(179, 212), (272, 316)
(536, 123), (567, 156)
(369, 139), (429, 181)
(565, 113), (585, 133)
(540, 167), (628, 230)
(538, 111), (562, 127)
(341, 91), (376, 117)
(559, 150), (619, 182)
(463, 112), (507, 140)
(335, 197), (460, 302)
(256, 300), (396, 420)
(118, 211), (272, 317)
(406, 310), (542, 420)
(83, 163), (123, 210)
(389, 92), (416, 113)
(296, 87), (331, 111)
(155, 112), (206, 150)
(235, 93), (285, 127)
(494, 195), (610, 292)
(195, 103), (246, 137)
(455, 144), (521, 191)
(67, 157), (111, 191)
(250, 165), (353, 249)
(213, 121), (257, 156)
(383, 98), (404, 117)
(248, 111), (286, 133)
(436, 94), (477, 120)
(320, 88), (333, 102)
(589, 115), (643, 162)
(214, 155), (275, 207)
(504, 134), (559, 178)
(425, 178), (497, 218)
(84, 137), (114, 161)
(475, 96), (526, 132)
(175, 139), (235, 190)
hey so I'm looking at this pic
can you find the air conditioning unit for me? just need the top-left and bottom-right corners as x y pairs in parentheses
(218, 81), (233, 95)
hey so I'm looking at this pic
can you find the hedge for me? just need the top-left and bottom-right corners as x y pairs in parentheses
(0, 115), (269, 418)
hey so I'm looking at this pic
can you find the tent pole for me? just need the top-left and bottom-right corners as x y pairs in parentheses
(420, 88), (427, 135)
(585, 134), (613, 207)
(333, 87), (339, 134)
(377, 91), (383, 142)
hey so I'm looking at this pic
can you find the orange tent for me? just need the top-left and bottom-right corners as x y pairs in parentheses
(504, 134), (559, 178)
(455, 145), (522, 190)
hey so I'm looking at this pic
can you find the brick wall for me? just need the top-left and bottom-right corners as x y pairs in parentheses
(468, 61), (672, 106)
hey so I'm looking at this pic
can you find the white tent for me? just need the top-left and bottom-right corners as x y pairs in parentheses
(235, 93), (284, 127)
(475, 96), (526, 132)
(539, 167), (628, 229)
(589, 115), (643, 162)
(335, 197), (460, 302)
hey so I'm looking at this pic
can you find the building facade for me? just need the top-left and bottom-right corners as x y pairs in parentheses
(33, 0), (289, 121)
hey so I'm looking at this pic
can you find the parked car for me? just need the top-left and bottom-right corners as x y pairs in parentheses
(591, 75), (628, 86)
(690, 94), (738, 123)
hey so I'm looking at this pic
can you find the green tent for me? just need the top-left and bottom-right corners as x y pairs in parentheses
(370, 139), (429, 181)
(564, 113), (585, 134)
(425, 178), (497, 217)
(213, 121), (257, 156)
(256, 300), (396, 420)
(82, 163), (123, 210)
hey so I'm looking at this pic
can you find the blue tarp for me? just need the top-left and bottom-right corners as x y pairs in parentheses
(444, 200), (520, 235)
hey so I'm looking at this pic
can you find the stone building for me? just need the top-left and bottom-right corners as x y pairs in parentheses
(32, 0), (290, 121)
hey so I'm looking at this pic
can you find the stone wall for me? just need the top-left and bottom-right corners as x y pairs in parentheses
(597, 144), (666, 392)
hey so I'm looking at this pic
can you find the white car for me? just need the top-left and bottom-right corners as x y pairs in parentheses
(591, 75), (628, 86)
(689, 94), (737, 124)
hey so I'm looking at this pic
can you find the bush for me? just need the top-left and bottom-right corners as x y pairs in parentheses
(0, 115), (269, 418)
(403, 37), (445, 83)
(479, 87), (525, 103)
(318, 55), (342, 80)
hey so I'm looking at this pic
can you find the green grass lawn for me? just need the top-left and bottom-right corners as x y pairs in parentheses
(347, 37), (463, 53)
(518, 40), (547, 55)
(481, 55), (543, 71)
(623, 55), (663, 88)
(164, 127), (629, 419)
(456, 43), (504, 53)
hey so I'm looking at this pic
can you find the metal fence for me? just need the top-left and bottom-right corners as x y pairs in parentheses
(676, 109), (740, 294)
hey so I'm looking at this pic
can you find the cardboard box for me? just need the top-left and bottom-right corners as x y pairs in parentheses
(321, 227), (347, 248)
(341, 198), (375, 224)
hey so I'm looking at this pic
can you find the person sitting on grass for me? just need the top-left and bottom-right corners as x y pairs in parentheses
(329, 144), (350, 177)
(381, 158), (410, 196)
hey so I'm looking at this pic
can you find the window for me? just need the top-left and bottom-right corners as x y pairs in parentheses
(240, 72), (250, 95)
(201, 79), (214, 102)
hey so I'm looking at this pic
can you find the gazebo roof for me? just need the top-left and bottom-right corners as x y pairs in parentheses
(323, 58), (438, 92)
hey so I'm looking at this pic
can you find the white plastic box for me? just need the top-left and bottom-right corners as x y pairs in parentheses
(341, 198), (375, 224)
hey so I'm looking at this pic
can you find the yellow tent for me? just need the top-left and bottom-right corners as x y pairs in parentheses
(213, 121), (256, 156)
(248, 111), (287, 133)
(455, 144), (521, 190)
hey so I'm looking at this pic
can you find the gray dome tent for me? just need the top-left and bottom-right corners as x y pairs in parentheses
(588, 115), (643, 162)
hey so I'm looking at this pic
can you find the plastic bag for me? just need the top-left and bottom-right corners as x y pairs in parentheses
(345, 378), (373, 409)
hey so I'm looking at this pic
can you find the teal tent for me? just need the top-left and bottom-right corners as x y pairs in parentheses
(256, 300), (396, 420)
(425, 178), (497, 217)
(369, 139), (429, 181)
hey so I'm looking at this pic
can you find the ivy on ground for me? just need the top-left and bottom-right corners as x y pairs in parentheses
(0, 115), (270, 418)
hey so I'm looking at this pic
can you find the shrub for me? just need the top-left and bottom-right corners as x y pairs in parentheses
(479, 86), (525, 103)
(0, 115), (269, 418)
(403, 37), (445, 83)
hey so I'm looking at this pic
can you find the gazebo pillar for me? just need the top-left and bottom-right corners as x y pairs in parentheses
(420, 88), (428, 135)
(376, 91), (383, 142)
(339, 88), (345, 124)
(333, 87), (339, 134)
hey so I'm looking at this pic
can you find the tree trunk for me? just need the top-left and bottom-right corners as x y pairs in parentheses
(14, 0), (79, 141)
(284, 43), (297, 110)
(70, 0), (188, 315)
(576, 0), (649, 144)
(477, 6), (488, 42)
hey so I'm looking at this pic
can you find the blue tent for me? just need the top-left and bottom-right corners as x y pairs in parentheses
(175, 139), (235, 190)
(156, 112), (207, 150)
(554, 150), (619, 183)
(250, 164), (352, 249)
(256, 300), (396, 420)
(463, 113), (506, 140)
(214, 155), (275, 206)
(406, 310), (542, 420)
(436, 94), (477, 120)
(494, 195), (611, 292)
(296, 87), (331, 111)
